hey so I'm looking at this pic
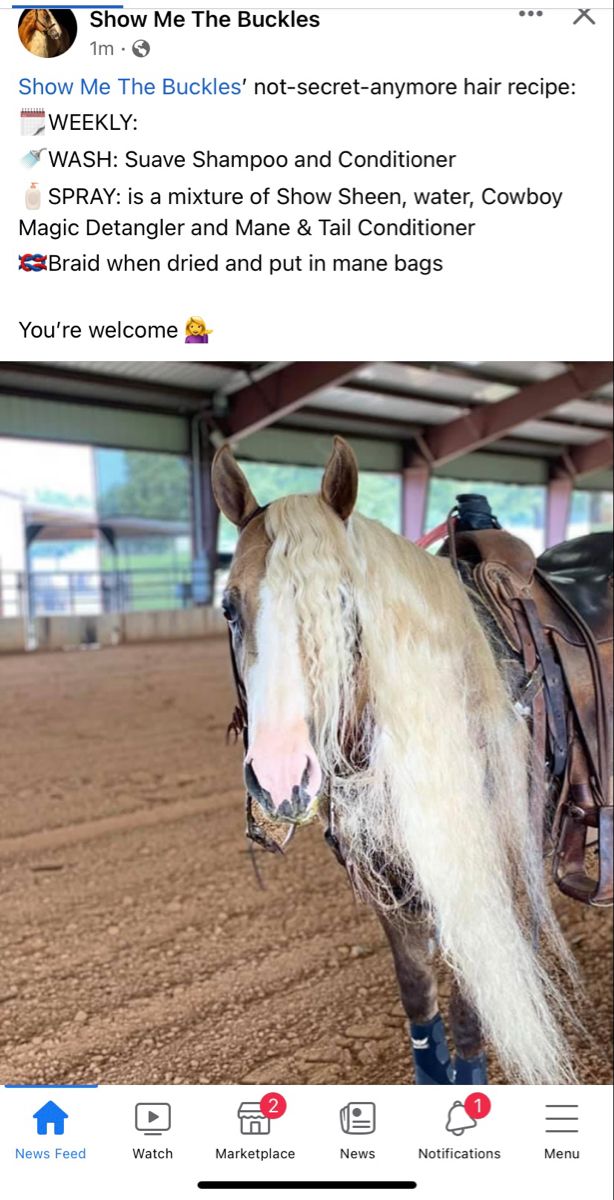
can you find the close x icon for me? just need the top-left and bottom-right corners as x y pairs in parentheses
(19, 252), (47, 271)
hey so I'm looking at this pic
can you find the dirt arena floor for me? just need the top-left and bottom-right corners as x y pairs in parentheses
(0, 638), (611, 1086)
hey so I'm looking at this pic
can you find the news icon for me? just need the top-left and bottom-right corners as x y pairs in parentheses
(339, 1102), (376, 1135)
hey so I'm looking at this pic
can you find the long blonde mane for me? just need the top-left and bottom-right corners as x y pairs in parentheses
(262, 494), (574, 1083)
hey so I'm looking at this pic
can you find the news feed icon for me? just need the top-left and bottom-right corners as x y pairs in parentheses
(33, 1101), (68, 1136)
(339, 1102), (376, 1135)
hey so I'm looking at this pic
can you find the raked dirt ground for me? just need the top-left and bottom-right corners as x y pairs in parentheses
(0, 638), (611, 1086)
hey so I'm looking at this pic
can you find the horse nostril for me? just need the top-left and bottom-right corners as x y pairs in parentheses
(303, 753), (322, 800)
(244, 749), (321, 818)
(244, 760), (262, 797)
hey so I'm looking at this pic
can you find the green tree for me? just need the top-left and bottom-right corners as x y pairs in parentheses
(35, 488), (91, 509)
(218, 460), (401, 554)
(98, 452), (190, 521)
(427, 479), (546, 532)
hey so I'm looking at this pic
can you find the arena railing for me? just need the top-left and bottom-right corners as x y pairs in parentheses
(0, 564), (226, 617)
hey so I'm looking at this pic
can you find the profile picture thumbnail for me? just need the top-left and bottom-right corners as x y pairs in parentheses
(18, 9), (77, 58)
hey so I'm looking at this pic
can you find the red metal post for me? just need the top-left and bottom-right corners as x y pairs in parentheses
(402, 457), (430, 541)
(546, 475), (573, 548)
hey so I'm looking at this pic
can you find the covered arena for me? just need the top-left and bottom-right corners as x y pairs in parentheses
(0, 360), (612, 1085)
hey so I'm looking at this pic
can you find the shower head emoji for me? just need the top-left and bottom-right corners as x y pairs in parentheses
(22, 146), (45, 168)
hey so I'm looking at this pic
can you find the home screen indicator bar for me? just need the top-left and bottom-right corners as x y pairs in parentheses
(196, 1185), (417, 1192)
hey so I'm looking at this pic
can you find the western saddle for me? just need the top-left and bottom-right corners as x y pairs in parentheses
(441, 496), (613, 908)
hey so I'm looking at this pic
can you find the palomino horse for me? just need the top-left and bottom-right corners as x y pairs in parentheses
(19, 10), (71, 57)
(212, 437), (612, 1085)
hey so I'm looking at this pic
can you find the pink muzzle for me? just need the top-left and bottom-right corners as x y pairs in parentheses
(245, 722), (322, 822)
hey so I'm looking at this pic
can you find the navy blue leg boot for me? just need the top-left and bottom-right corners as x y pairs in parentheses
(454, 1053), (488, 1085)
(410, 1015), (454, 1084)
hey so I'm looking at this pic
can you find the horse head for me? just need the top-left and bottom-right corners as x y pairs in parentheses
(34, 9), (62, 39)
(212, 437), (359, 828)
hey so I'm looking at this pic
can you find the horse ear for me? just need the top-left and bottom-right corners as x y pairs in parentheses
(212, 445), (259, 528)
(321, 436), (358, 522)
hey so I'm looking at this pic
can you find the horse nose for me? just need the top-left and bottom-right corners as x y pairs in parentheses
(244, 755), (320, 822)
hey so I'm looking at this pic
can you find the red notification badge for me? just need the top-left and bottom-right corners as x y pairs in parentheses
(259, 1092), (287, 1119)
(464, 1092), (491, 1120)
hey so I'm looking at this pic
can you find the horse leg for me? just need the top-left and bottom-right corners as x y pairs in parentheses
(378, 911), (454, 1084)
(449, 981), (488, 1084)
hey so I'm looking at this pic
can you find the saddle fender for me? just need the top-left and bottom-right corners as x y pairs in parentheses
(442, 526), (613, 909)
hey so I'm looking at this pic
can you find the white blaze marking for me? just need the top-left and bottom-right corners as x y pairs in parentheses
(245, 582), (321, 808)
(248, 582), (308, 734)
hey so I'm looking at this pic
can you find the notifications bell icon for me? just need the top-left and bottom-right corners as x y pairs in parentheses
(445, 1100), (477, 1136)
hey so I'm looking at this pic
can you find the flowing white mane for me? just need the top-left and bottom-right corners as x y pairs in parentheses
(262, 494), (574, 1083)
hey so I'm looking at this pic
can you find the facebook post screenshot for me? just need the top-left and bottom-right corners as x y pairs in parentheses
(0, 3), (612, 1199)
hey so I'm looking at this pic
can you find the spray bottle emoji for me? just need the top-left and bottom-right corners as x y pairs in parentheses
(25, 182), (41, 210)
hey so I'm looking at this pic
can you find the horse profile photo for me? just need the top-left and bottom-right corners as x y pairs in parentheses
(18, 9), (76, 58)
(212, 436), (612, 1086)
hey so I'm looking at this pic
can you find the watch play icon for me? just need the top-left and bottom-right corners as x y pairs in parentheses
(135, 1103), (171, 1134)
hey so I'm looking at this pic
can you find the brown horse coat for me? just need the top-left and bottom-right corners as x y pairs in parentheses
(19, 10), (71, 57)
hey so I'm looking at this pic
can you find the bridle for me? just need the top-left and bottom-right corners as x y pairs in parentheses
(225, 502), (346, 869)
(34, 10), (60, 37)
(224, 503), (288, 857)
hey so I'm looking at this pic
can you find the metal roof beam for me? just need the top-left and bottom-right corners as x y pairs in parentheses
(283, 404), (422, 437)
(410, 362), (613, 467)
(224, 362), (368, 441)
(559, 433), (614, 479)
(345, 378), (612, 433)
(0, 361), (214, 409)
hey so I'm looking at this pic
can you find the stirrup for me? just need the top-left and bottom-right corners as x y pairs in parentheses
(553, 803), (613, 908)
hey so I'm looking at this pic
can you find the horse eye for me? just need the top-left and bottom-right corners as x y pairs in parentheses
(222, 596), (239, 624)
